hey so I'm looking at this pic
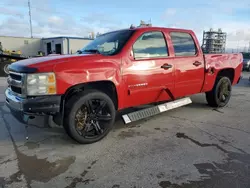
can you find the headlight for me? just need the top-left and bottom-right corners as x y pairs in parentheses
(26, 72), (56, 96)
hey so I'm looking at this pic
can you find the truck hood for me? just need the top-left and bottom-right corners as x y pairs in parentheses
(8, 54), (101, 73)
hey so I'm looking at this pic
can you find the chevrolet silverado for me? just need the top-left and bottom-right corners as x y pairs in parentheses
(5, 27), (243, 144)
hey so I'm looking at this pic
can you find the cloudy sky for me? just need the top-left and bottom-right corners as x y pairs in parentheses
(0, 0), (249, 50)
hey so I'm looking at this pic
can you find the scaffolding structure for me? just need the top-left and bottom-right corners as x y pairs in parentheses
(202, 28), (227, 54)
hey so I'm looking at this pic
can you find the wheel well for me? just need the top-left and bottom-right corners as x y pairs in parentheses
(63, 81), (118, 110)
(217, 68), (235, 83)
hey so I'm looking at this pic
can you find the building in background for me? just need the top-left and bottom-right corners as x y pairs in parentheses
(88, 32), (95, 39)
(0, 36), (93, 57)
(96, 32), (102, 38)
(0, 36), (42, 56)
(202, 28), (227, 54)
(42, 37), (93, 55)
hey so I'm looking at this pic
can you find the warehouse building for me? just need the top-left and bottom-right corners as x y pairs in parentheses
(0, 36), (42, 56)
(0, 36), (93, 57)
(42, 37), (92, 55)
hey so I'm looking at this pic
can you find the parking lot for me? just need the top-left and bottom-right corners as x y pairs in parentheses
(0, 72), (250, 188)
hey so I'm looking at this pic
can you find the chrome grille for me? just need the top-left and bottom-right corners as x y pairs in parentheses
(9, 73), (22, 81)
(7, 71), (26, 97)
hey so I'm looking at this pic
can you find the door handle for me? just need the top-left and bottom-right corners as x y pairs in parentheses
(193, 61), (202, 66)
(161, 64), (172, 69)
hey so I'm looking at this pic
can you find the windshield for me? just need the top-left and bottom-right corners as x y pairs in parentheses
(79, 30), (134, 56)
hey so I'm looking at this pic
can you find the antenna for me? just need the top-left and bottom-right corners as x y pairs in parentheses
(28, 0), (33, 38)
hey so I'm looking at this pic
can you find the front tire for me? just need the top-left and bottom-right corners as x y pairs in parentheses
(64, 90), (116, 144)
(206, 77), (232, 108)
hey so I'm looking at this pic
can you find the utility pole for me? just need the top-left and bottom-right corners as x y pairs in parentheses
(28, 0), (33, 38)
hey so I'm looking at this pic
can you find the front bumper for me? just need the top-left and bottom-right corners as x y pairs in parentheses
(5, 88), (62, 124)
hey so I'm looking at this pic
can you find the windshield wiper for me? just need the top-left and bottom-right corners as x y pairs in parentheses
(82, 49), (100, 54)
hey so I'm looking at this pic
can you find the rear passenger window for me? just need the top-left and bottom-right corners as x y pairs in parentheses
(170, 32), (197, 56)
(133, 31), (168, 59)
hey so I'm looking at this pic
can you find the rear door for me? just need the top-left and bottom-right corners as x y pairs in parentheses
(122, 31), (174, 108)
(169, 32), (205, 97)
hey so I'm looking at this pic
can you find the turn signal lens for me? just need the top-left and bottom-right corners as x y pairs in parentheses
(48, 74), (56, 83)
(48, 85), (56, 94)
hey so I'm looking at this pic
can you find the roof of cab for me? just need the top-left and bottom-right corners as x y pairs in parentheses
(132, 26), (193, 33)
(101, 27), (193, 36)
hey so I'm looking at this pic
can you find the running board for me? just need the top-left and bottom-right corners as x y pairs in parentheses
(122, 97), (192, 124)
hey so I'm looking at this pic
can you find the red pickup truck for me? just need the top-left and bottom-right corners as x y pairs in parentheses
(5, 27), (243, 144)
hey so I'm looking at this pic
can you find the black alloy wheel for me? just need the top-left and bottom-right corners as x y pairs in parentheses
(217, 78), (231, 104)
(206, 77), (232, 108)
(64, 90), (116, 144)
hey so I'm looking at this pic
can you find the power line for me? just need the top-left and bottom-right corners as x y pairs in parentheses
(28, 0), (33, 38)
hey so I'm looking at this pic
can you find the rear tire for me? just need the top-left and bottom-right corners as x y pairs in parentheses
(64, 90), (116, 144)
(206, 77), (232, 108)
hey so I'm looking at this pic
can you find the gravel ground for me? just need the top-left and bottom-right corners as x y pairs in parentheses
(0, 72), (250, 188)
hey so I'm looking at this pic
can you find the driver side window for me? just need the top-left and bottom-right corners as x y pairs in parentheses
(133, 31), (168, 59)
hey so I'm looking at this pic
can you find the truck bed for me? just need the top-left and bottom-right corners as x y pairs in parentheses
(202, 53), (243, 92)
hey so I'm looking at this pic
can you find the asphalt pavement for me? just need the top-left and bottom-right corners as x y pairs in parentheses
(0, 72), (250, 188)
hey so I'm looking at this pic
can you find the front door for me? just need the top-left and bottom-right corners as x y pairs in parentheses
(169, 32), (205, 97)
(122, 31), (174, 108)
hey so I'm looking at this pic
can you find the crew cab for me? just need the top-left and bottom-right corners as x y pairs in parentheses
(5, 27), (243, 144)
